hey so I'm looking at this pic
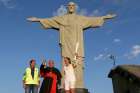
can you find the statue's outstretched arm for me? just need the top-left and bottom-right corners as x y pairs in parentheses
(27, 17), (43, 22)
(27, 17), (60, 29)
(102, 14), (116, 19)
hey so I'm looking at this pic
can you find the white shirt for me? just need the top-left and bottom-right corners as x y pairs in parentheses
(64, 64), (76, 81)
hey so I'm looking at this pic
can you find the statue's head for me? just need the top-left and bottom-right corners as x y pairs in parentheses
(67, 2), (76, 14)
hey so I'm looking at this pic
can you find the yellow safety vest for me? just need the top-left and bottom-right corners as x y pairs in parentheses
(23, 67), (40, 85)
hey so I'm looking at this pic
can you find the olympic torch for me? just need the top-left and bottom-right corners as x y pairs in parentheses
(74, 42), (79, 60)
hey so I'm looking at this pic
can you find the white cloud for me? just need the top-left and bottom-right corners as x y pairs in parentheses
(78, 8), (88, 16)
(113, 38), (121, 43)
(132, 45), (140, 57)
(78, 9), (101, 16)
(74, 4), (88, 16)
(93, 53), (111, 61)
(53, 4), (102, 16)
(125, 45), (140, 59)
(53, 5), (67, 16)
(94, 54), (104, 61)
(90, 9), (102, 16)
(104, 48), (109, 51)
(93, 47), (114, 61)
(0, 0), (17, 9)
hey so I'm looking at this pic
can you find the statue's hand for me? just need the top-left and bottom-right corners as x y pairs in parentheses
(27, 17), (40, 22)
(103, 14), (116, 19)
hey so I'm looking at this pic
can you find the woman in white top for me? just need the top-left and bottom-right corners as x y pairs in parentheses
(63, 57), (76, 93)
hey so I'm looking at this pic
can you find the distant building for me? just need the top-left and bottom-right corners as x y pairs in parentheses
(108, 65), (140, 93)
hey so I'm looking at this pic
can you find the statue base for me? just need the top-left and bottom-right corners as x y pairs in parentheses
(59, 88), (89, 93)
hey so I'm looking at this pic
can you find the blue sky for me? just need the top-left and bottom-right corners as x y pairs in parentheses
(0, 0), (140, 93)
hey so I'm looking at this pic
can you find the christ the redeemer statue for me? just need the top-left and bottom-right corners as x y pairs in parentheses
(27, 2), (116, 90)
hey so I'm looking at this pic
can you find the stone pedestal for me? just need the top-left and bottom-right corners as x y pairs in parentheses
(59, 88), (89, 93)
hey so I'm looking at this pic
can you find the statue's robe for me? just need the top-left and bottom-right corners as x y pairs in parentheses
(40, 13), (104, 59)
(39, 65), (61, 93)
(39, 13), (105, 88)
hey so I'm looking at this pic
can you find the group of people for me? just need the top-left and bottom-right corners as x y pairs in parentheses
(22, 57), (76, 93)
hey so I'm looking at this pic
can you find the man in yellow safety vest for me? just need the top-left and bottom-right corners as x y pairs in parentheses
(22, 59), (40, 93)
